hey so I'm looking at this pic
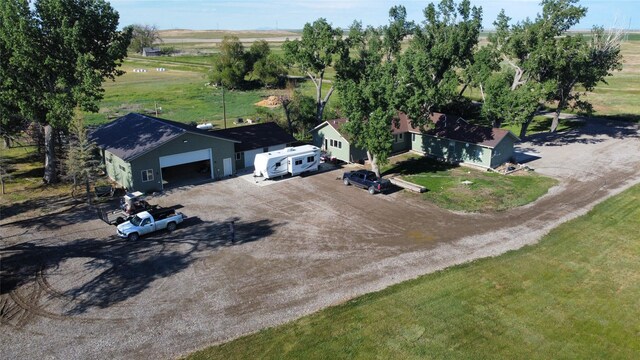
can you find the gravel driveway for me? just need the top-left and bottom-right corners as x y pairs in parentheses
(1, 118), (639, 359)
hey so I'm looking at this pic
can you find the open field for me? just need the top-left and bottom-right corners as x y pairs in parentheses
(582, 40), (640, 120)
(189, 182), (640, 360)
(383, 154), (558, 212)
(87, 36), (640, 134)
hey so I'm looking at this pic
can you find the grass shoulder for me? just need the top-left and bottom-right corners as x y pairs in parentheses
(382, 154), (558, 212)
(0, 145), (70, 206)
(186, 183), (640, 359)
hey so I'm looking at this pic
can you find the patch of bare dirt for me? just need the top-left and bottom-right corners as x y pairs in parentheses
(255, 95), (282, 108)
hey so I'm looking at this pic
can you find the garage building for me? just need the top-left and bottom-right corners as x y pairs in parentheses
(91, 113), (239, 193)
(213, 122), (296, 170)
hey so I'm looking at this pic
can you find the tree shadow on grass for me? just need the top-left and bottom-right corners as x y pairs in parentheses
(382, 156), (456, 177)
(526, 117), (638, 147)
(0, 216), (283, 324)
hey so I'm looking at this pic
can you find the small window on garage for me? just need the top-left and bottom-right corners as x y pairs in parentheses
(235, 152), (241, 160)
(141, 169), (154, 182)
(295, 159), (303, 165)
(307, 156), (314, 163)
(275, 162), (281, 167)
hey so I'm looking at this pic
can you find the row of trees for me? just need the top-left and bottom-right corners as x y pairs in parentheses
(281, 0), (622, 176)
(1, 0), (622, 186)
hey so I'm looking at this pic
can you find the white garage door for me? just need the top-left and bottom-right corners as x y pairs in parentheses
(159, 149), (211, 168)
(244, 145), (286, 168)
(243, 148), (263, 168)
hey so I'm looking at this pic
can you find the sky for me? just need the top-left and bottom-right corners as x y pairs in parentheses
(109, 0), (639, 31)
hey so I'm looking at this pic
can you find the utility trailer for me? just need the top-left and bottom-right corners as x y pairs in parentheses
(253, 145), (320, 179)
(98, 191), (157, 225)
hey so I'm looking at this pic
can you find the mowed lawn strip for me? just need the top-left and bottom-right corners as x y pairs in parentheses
(187, 184), (640, 360)
(383, 155), (558, 212)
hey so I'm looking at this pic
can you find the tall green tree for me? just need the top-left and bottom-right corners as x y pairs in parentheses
(64, 110), (101, 204)
(543, 26), (622, 132)
(126, 23), (161, 54)
(209, 36), (247, 89)
(485, 0), (605, 137)
(0, 0), (131, 184)
(336, 19), (401, 177)
(280, 89), (316, 138)
(283, 18), (344, 125)
(397, 0), (482, 128)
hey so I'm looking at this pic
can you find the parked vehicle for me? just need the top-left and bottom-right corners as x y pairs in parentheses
(116, 208), (185, 240)
(342, 170), (390, 195)
(253, 145), (320, 179)
(100, 191), (158, 225)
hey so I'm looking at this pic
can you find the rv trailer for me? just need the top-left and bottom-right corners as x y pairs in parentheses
(253, 145), (320, 179)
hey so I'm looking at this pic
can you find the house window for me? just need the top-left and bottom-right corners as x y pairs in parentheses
(263, 147), (269, 152)
(330, 139), (334, 147)
(235, 152), (241, 160)
(324, 139), (328, 149)
(275, 162), (281, 167)
(307, 156), (314, 163)
(395, 133), (404, 143)
(141, 169), (154, 182)
(295, 159), (303, 165)
(412, 133), (416, 141)
(119, 165), (126, 172)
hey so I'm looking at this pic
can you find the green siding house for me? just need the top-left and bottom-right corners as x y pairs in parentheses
(91, 113), (239, 193)
(311, 113), (519, 169)
(405, 112), (520, 168)
(310, 119), (368, 163)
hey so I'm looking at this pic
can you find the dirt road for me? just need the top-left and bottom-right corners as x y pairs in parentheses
(1, 118), (638, 359)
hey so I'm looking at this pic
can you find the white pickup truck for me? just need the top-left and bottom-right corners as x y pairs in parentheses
(116, 209), (185, 240)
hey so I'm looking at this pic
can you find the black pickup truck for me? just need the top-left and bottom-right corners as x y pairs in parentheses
(342, 170), (390, 195)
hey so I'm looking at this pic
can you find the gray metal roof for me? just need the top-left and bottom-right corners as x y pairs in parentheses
(213, 122), (296, 152)
(90, 113), (238, 161)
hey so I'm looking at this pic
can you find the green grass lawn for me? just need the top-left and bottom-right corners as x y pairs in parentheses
(84, 60), (271, 126)
(501, 115), (585, 137)
(0, 145), (71, 204)
(85, 55), (341, 128)
(382, 155), (558, 212)
(187, 183), (640, 360)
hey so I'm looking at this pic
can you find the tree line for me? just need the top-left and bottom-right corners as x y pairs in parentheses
(0, 0), (623, 187)
(279, 0), (622, 176)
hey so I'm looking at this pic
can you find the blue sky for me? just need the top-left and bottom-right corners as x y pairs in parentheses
(109, 0), (639, 31)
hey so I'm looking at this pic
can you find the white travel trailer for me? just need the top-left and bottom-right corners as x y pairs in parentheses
(253, 145), (320, 179)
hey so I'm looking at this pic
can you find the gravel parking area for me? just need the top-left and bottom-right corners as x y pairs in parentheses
(1, 118), (639, 359)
